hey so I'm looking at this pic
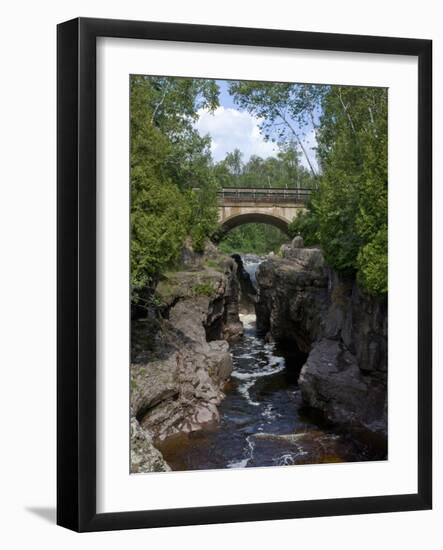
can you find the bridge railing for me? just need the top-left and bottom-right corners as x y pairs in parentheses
(217, 187), (312, 204)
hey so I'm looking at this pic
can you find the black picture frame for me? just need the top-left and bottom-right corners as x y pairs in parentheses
(57, 17), (432, 532)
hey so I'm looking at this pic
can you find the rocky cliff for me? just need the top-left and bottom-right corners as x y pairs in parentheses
(256, 238), (387, 450)
(130, 249), (242, 472)
(231, 254), (258, 313)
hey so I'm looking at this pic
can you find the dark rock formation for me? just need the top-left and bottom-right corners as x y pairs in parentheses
(154, 255), (244, 343)
(132, 311), (233, 442)
(219, 258), (244, 342)
(255, 243), (387, 446)
(130, 250), (243, 472)
(256, 248), (328, 349)
(231, 254), (257, 312)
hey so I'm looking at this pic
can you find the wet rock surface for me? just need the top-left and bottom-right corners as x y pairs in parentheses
(130, 417), (171, 473)
(256, 244), (387, 446)
(130, 249), (242, 471)
(256, 248), (329, 351)
(131, 241), (387, 473)
(299, 339), (387, 440)
(231, 254), (257, 311)
(156, 312), (371, 471)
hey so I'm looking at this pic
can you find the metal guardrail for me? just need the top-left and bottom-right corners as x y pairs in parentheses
(217, 187), (312, 204)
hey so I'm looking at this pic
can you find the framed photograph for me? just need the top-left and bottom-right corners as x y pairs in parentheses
(57, 17), (432, 532)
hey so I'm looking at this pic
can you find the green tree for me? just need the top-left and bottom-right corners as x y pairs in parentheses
(292, 85), (388, 294)
(288, 201), (320, 246)
(130, 76), (220, 298)
(229, 81), (327, 180)
(215, 145), (314, 190)
(187, 186), (219, 252)
(219, 224), (287, 255)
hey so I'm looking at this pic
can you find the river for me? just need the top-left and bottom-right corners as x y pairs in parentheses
(157, 255), (368, 471)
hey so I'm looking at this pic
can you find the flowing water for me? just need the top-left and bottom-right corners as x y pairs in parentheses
(158, 256), (368, 471)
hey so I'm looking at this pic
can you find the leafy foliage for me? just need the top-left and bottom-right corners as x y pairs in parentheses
(192, 282), (216, 297)
(130, 75), (388, 299)
(292, 86), (388, 293)
(357, 228), (388, 294)
(219, 224), (288, 255)
(187, 186), (219, 253)
(130, 76), (219, 297)
(214, 145), (313, 189)
(288, 203), (319, 246)
(228, 81), (327, 179)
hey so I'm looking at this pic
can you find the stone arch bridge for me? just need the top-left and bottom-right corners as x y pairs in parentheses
(216, 187), (311, 237)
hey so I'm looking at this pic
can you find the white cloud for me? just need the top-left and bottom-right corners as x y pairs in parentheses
(196, 106), (319, 173)
(195, 106), (277, 162)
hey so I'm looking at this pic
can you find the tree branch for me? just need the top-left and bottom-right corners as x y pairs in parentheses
(151, 83), (170, 125)
(275, 107), (318, 178)
(337, 88), (356, 135)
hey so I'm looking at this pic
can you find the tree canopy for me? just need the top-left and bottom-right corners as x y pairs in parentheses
(214, 145), (313, 189)
(130, 76), (388, 298)
(228, 81), (327, 178)
(130, 76), (219, 297)
(289, 86), (388, 294)
(228, 80), (388, 294)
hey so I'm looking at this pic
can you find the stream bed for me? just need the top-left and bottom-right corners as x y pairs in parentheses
(157, 257), (370, 471)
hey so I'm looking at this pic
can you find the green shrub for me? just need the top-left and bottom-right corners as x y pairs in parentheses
(288, 207), (319, 246)
(219, 223), (287, 254)
(192, 282), (215, 296)
(357, 228), (387, 295)
(205, 259), (223, 271)
(130, 76), (219, 300)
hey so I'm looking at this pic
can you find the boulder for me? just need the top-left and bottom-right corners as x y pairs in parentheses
(255, 256), (328, 349)
(292, 235), (304, 248)
(131, 354), (180, 419)
(255, 250), (387, 443)
(133, 319), (233, 441)
(231, 254), (257, 313)
(130, 417), (171, 473)
(131, 251), (238, 451)
(299, 338), (387, 438)
(281, 245), (325, 271)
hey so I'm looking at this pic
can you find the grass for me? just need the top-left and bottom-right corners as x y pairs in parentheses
(155, 280), (179, 300)
(192, 282), (215, 297)
(204, 259), (224, 272)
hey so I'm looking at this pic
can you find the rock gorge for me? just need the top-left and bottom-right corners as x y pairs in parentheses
(130, 246), (243, 473)
(255, 238), (387, 450)
(131, 238), (388, 473)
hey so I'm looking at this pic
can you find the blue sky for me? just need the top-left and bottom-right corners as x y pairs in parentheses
(195, 79), (318, 170)
(217, 80), (236, 108)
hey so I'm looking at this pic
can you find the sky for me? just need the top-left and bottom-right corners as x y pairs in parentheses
(194, 79), (318, 171)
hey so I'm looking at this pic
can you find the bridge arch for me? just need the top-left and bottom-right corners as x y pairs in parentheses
(219, 212), (290, 236)
(212, 187), (311, 241)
